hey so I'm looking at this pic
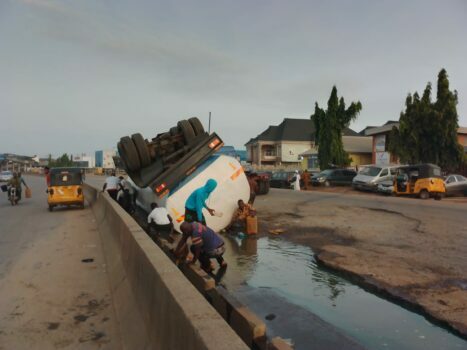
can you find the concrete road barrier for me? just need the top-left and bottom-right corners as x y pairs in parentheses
(84, 184), (248, 350)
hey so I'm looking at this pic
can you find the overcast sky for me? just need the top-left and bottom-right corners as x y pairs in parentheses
(1, 0), (466, 157)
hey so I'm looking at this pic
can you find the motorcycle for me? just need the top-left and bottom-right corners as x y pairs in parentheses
(8, 186), (19, 206)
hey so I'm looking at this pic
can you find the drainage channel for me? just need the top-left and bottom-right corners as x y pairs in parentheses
(220, 235), (466, 350)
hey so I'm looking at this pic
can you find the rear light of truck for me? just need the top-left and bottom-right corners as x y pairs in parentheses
(77, 187), (82, 195)
(209, 138), (221, 149)
(155, 183), (166, 193)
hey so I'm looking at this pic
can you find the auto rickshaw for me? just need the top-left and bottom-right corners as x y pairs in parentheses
(393, 163), (445, 200)
(47, 167), (84, 211)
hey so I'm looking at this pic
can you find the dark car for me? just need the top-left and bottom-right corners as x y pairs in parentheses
(270, 171), (295, 189)
(311, 168), (357, 187)
(444, 174), (467, 197)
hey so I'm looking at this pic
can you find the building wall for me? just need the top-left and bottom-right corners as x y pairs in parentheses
(349, 153), (372, 167)
(281, 141), (314, 163)
(95, 150), (115, 169)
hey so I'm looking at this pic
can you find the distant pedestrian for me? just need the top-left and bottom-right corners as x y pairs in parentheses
(102, 171), (120, 201)
(184, 179), (218, 225)
(147, 202), (173, 235)
(302, 169), (310, 190)
(247, 174), (258, 204)
(44, 166), (51, 187)
(175, 221), (227, 273)
(293, 170), (301, 191)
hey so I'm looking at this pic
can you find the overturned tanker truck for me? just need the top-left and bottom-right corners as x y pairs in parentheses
(117, 117), (250, 232)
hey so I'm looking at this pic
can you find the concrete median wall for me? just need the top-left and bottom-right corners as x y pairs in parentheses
(84, 184), (248, 350)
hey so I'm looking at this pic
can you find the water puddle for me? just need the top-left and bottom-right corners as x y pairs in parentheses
(220, 235), (466, 350)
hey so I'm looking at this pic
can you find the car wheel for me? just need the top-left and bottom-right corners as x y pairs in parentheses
(419, 189), (429, 200)
(178, 120), (196, 144)
(131, 133), (151, 168)
(49, 205), (53, 212)
(324, 180), (330, 187)
(188, 117), (205, 135)
(119, 136), (141, 172)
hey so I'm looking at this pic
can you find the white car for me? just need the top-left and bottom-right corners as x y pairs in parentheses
(352, 165), (398, 191)
(0, 171), (13, 182)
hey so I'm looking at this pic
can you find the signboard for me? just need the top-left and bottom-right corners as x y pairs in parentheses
(375, 152), (390, 165)
(375, 134), (386, 152)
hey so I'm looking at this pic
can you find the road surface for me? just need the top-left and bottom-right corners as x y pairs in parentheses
(0, 175), (121, 349)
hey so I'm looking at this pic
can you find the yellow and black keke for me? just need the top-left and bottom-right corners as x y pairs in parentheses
(394, 163), (446, 200)
(47, 168), (84, 211)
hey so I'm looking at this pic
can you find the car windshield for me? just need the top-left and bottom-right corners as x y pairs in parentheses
(1, 171), (12, 175)
(359, 166), (381, 176)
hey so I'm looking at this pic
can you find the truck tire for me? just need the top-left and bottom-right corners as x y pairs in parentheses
(170, 126), (179, 136)
(119, 136), (141, 172)
(178, 120), (196, 144)
(131, 133), (151, 168)
(188, 117), (205, 135)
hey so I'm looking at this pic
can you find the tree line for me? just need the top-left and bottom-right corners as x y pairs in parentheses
(311, 69), (465, 171)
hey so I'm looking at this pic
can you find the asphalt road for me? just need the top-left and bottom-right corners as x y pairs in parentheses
(0, 175), (121, 349)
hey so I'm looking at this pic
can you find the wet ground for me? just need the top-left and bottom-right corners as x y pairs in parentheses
(220, 235), (466, 349)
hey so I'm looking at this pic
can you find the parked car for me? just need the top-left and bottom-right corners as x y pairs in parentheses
(0, 171), (13, 182)
(311, 169), (357, 187)
(270, 171), (295, 188)
(352, 165), (398, 191)
(444, 174), (467, 197)
(377, 180), (394, 195)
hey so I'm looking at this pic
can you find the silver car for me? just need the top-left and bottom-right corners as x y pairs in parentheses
(352, 165), (398, 191)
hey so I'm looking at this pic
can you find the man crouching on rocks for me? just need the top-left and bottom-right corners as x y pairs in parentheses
(174, 221), (227, 273)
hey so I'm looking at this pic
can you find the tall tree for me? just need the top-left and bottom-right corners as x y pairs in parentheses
(388, 69), (463, 170)
(311, 86), (362, 169)
(48, 153), (74, 167)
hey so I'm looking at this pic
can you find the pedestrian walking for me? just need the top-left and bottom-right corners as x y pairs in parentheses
(184, 179), (218, 225)
(102, 171), (120, 201)
(293, 170), (301, 191)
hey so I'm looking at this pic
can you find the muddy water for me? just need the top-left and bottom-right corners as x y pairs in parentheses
(220, 235), (466, 350)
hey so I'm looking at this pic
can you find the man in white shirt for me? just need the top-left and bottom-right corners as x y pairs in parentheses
(147, 202), (173, 235)
(102, 171), (120, 201)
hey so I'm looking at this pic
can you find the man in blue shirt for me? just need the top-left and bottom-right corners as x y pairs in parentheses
(175, 221), (227, 273)
(184, 179), (218, 225)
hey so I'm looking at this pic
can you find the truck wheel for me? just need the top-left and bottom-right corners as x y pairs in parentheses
(49, 205), (53, 212)
(419, 189), (429, 200)
(178, 120), (196, 144)
(188, 117), (205, 135)
(170, 126), (179, 136)
(119, 136), (141, 172)
(131, 133), (151, 168)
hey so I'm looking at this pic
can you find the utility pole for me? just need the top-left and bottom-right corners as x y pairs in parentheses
(208, 112), (211, 133)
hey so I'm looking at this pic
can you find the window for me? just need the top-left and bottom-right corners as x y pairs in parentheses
(390, 168), (398, 175)
(380, 169), (388, 177)
(455, 175), (466, 182)
(446, 176), (455, 184)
